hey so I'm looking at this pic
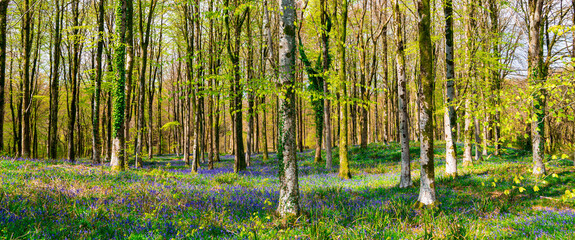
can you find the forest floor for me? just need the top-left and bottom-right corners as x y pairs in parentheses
(1, 143), (575, 239)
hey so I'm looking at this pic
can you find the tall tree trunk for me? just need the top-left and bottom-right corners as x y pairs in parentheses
(358, 0), (368, 150)
(182, 5), (194, 169)
(135, 0), (157, 168)
(528, 0), (546, 176)
(246, 7), (254, 166)
(277, 0), (300, 217)
(489, 0), (501, 155)
(111, 0), (130, 171)
(0, 0), (8, 152)
(462, 0), (475, 167)
(67, 0), (82, 163)
(337, 0), (351, 179)
(106, 54), (113, 162)
(92, 0), (105, 164)
(156, 62), (163, 156)
(417, 0), (436, 206)
(21, 0), (35, 158)
(192, 1), (203, 171)
(207, 0), (215, 169)
(48, 0), (62, 159)
(296, 6), (324, 163)
(320, 0), (332, 169)
(225, 0), (247, 172)
(395, 0), (412, 188)
(261, 0), (272, 162)
(444, 0), (457, 176)
(150, 13), (163, 159)
(124, 0), (135, 165)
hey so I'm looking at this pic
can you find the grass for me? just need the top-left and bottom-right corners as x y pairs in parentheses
(0, 143), (574, 239)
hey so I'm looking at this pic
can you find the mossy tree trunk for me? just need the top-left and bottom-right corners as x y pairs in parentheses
(336, 0), (351, 180)
(320, 0), (333, 169)
(246, 7), (254, 166)
(277, 0), (300, 218)
(111, 0), (130, 171)
(489, 0), (501, 156)
(444, 0), (457, 177)
(528, 0), (546, 176)
(297, 15), (325, 164)
(417, 0), (436, 206)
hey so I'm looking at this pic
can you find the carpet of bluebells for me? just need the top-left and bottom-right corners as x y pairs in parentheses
(1, 143), (574, 239)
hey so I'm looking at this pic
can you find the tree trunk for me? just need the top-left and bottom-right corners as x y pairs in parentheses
(0, 0), (8, 152)
(337, 0), (351, 180)
(111, 0), (130, 171)
(67, 0), (82, 163)
(395, 0), (412, 188)
(320, 0), (332, 169)
(225, 0), (247, 172)
(528, 0), (546, 176)
(462, 0), (475, 167)
(192, 1), (203, 172)
(21, 0), (34, 158)
(92, 0), (105, 164)
(417, 0), (436, 206)
(246, 7), (254, 166)
(135, 0), (157, 167)
(277, 0), (300, 217)
(48, 1), (61, 160)
(444, 0), (457, 177)
(124, 0), (135, 165)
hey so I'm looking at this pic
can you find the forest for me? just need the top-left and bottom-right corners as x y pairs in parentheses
(0, 0), (575, 239)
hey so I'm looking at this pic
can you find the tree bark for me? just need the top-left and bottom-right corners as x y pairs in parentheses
(417, 0), (436, 206)
(246, 7), (254, 166)
(277, 0), (300, 218)
(320, 0), (333, 169)
(0, 0), (8, 152)
(124, 0), (135, 165)
(528, 0), (546, 176)
(225, 0), (247, 172)
(21, 0), (35, 158)
(66, 0), (82, 163)
(462, 0), (475, 167)
(48, 0), (62, 159)
(135, 0), (157, 168)
(92, 0), (105, 164)
(395, 0), (412, 188)
(444, 0), (457, 177)
(337, 0), (351, 179)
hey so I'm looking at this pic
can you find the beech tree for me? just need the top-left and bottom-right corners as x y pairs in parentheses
(277, 0), (300, 217)
(528, 0), (546, 176)
(444, 0), (457, 177)
(417, 0), (436, 206)
(337, 0), (351, 180)
(395, 0), (412, 188)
